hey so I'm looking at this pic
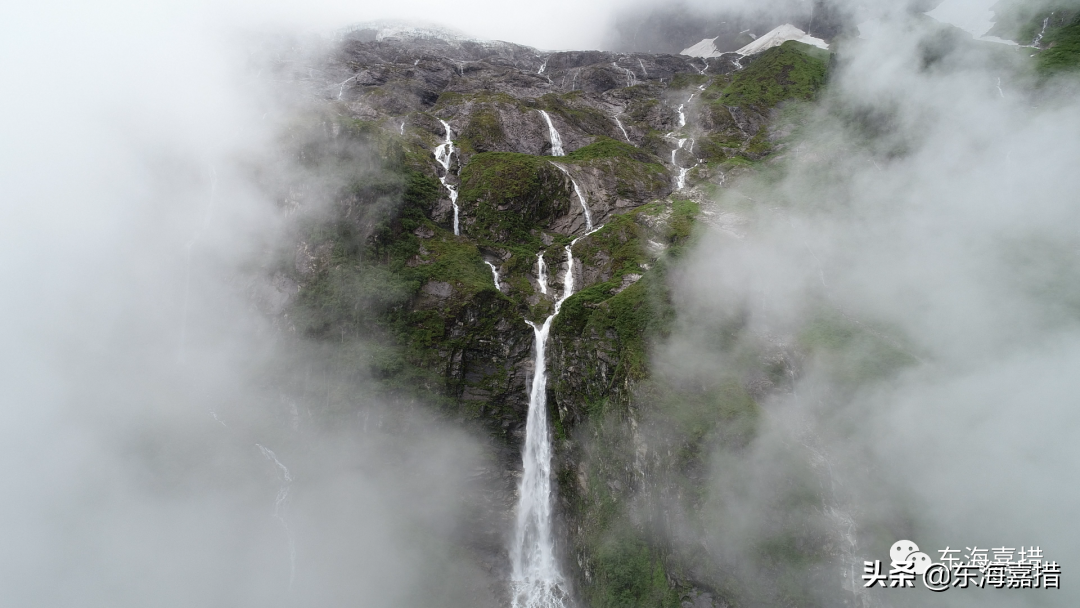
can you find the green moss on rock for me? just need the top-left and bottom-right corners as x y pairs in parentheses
(458, 152), (572, 244)
(1038, 16), (1080, 74)
(718, 41), (829, 110)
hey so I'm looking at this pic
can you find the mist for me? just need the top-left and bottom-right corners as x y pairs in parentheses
(647, 6), (1080, 607)
(5, 0), (1078, 605)
(0, 1), (510, 605)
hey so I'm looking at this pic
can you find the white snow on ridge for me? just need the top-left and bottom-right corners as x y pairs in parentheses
(681, 37), (724, 58)
(735, 24), (828, 56)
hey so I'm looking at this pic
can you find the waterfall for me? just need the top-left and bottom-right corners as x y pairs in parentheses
(334, 75), (356, 100)
(539, 110), (565, 156)
(671, 131), (700, 191)
(638, 58), (649, 77)
(614, 116), (631, 142)
(612, 62), (637, 87)
(677, 104), (686, 128)
(511, 240), (581, 608)
(676, 167), (689, 190)
(399, 121), (405, 135)
(256, 443), (296, 589)
(485, 261), (502, 291)
(539, 58), (548, 74)
(433, 119), (461, 235)
(1034, 17), (1049, 46)
(551, 164), (593, 231)
(537, 253), (548, 295)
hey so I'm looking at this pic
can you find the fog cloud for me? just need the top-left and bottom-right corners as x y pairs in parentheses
(653, 8), (1080, 606)
(0, 1), (506, 605)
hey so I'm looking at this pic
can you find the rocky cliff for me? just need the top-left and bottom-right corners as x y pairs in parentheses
(257, 26), (840, 608)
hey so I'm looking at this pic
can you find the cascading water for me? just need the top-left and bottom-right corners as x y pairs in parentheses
(552, 164), (593, 231)
(1034, 17), (1050, 46)
(612, 61), (637, 87)
(335, 75), (357, 100)
(539, 110), (565, 156)
(614, 116), (631, 142)
(433, 119), (461, 235)
(511, 239), (581, 608)
(638, 58), (648, 77)
(671, 89), (705, 190)
(537, 253), (548, 295)
(673, 139), (691, 191)
(257, 443), (296, 589)
(485, 261), (502, 291)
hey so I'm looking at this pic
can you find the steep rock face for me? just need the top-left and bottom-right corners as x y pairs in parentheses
(268, 33), (832, 608)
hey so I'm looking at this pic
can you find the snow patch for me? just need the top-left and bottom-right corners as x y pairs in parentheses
(681, 37), (723, 59)
(735, 24), (828, 56)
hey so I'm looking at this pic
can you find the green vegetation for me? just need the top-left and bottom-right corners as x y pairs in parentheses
(561, 137), (671, 200)
(460, 107), (507, 153)
(797, 309), (920, 389)
(1038, 15), (1080, 74)
(668, 73), (709, 90)
(564, 137), (655, 163)
(986, 0), (1080, 44)
(539, 92), (618, 139)
(554, 199), (699, 398)
(588, 534), (681, 608)
(458, 152), (571, 245)
(716, 41), (829, 110)
(280, 47), (898, 607)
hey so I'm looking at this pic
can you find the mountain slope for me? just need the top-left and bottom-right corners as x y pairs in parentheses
(262, 33), (834, 607)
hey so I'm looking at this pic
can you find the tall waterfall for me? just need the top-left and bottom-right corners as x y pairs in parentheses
(511, 240), (579, 608)
(552, 164), (593, 231)
(433, 119), (461, 235)
(539, 110), (565, 156)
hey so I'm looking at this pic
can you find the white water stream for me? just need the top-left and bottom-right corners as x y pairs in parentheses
(612, 62), (638, 87)
(1034, 17), (1050, 46)
(537, 253), (548, 295)
(614, 116), (631, 142)
(551, 164), (593, 231)
(539, 110), (565, 156)
(511, 238), (581, 608)
(485, 261), (502, 291)
(433, 119), (461, 235)
(671, 88), (705, 190)
(256, 443), (296, 588)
